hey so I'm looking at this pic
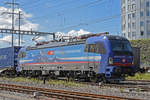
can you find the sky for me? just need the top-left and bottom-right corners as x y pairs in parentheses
(0, 0), (121, 47)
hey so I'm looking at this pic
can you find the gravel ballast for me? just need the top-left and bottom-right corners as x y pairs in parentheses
(0, 78), (149, 100)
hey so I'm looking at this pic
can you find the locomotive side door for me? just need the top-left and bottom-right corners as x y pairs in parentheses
(85, 44), (96, 70)
(85, 43), (106, 73)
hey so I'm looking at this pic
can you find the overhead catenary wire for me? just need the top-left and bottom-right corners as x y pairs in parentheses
(27, 0), (121, 32)
(56, 15), (120, 31)
(54, 7), (141, 31)
(1, 0), (139, 36)
(0, 0), (120, 45)
(23, 0), (76, 10)
(19, 0), (42, 8)
(30, 0), (105, 21)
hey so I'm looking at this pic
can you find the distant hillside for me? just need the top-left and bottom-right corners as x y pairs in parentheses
(130, 39), (150, 66)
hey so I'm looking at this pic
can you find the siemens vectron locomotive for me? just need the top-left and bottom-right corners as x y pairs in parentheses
(17, 33), (136, 82)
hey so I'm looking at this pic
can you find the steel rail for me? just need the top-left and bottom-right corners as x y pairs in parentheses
(127, 80), (150, 82)
(103, 84), (150, 92)
(78, 80), (150, 91)
(0, 83), (142, 100)
(0, 93), (35, 100)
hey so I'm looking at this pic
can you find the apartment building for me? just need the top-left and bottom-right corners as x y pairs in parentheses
(121, 0), (150, 39)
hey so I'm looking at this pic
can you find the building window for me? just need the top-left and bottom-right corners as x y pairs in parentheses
(132, 22), (136, 29)
(141, 31), (144, 36)
(132, 32), (136, 38)
(128, 23), (131, 29)
(148, 31), (150, 35)
(132, 32), (136, 37)
(140, 0), (144, 8)
(147, 20), (150, 24)
(147, 20), (150, 34)
(140, 21), (144, 26)
(122, 0), (125, 4)
(132, 13), (135, 18)
(146, 1), (149, 7)
(140, 11), (144, 17)
(128, 32), (131, 38)
(128, 5), (131, 11)
(132, 4), (136, 11)
(146, 10), (150, 16)
(128, 14), (131, 19)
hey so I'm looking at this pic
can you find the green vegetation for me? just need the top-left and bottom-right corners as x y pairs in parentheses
(11, 77), (42, 84)
(120, 88), (124, 93)
(130, 39), (150, 66)
(136, 88), (142, 92)
(0, 77), (84, 87)
(48, 80), (83, 87)
(126, 73), (150, 80)
(1, 77), (6, 80)
(127, 39), (150, 80)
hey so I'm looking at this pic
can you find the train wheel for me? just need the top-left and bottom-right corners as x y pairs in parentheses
(102, 77), (107, 83)
(92, 74), (104, 83)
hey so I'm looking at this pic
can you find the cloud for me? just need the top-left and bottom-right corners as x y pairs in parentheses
(15, 39), (25, 45)
(34, 29), (91, 43)
(55, 29), (91, 39)
(0, 6), (38, 30)
(0, 35), (25, 45)
(0, 29), (91, 46)
(20, 20), (38, 31)
(31, 36), (46, 43)
(0, 35), (12, 43)
(22, 11), (32, 18)
(68, 29), (90, 36)
(77, 29), (91, 35)
(0, 6), (39, 46)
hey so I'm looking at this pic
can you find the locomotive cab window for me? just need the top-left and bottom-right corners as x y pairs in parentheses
(84, 44), (95, 53)
(89, 44), (95, 53)
(95, 43), (106, 54)
(110, 39), (133, 56)
(84, 43), (106, 54)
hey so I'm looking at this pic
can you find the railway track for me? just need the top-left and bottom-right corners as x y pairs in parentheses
(77, 80), (150, 92)
(103, 84), (150, 92)
(127, 80), (150, 83)
(0, 83), (142, 100)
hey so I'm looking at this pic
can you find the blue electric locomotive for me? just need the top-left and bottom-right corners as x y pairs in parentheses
(17, 33), (136, 82)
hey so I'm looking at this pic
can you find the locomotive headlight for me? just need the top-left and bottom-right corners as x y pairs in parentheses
(108, 57), (113, 65)
(132, 60), (134, 65)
